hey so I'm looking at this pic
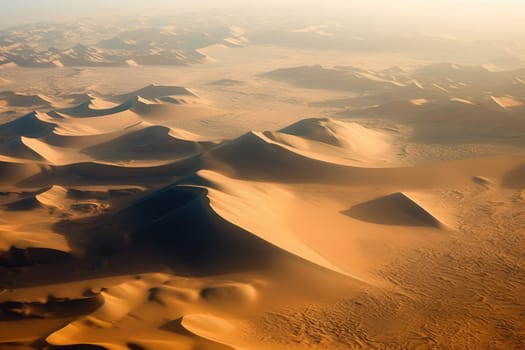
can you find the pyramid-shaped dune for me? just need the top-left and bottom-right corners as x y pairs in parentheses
(344, 192), (445, 228)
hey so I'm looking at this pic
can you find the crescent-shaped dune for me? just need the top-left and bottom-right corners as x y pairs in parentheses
(0, 91), (52, 107)
(112, 84), (195, 102)
(0, 111), (56, 139)
(34, 185), (70, 208)
(83, 125), (216, 162)
(57, 97), (127, 118)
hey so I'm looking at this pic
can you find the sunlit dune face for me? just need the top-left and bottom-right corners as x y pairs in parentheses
(491, 95), (523, 108)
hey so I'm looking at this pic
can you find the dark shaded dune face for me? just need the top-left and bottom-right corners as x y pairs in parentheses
(0, 161), (43, 187)
(407, 102), (525, 139)
(159, 318), (194, 336)
(0, 137), (45, 161)
(107, 188), (144, 198)
(83, 126), (211, 162)
(127, 186), (284, 276)
(113, 85), (194, 102)
(343, 98), (525, 142)
(35, 344), (107, 350)
(261, 65), (392, 92)
(17, 157), (202, 188)
(206, 79), (244, 87)
(199, 283), (258, 307)
(206, 132), (354, 183)
(472, 175), (495, 188)
(52, 185), (287, 278)
(1, 92), (51, 107)
(61, 93), (95, 105)
(343, 192), (443, 228)
(3, 197), (43, 211)
(0, 296), (103, 321)
(37, 126), (143, 149)
(66, 189), (109, 201)
(57, 100), (132, 118)
(502, 162), (525, 189)
(157, 96), (185, 104)
(0, 112), (55, 140)
(0, 247), (72, 268)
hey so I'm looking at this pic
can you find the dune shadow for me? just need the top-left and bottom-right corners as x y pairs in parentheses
(501, 162), (525, 189)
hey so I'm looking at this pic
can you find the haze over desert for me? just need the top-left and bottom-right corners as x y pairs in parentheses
(0, 1), (524, 349)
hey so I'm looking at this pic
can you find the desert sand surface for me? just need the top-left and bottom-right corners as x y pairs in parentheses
(1, 5), (525, 350)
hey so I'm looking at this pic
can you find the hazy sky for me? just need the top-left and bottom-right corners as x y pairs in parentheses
(0, 0), (524, 29)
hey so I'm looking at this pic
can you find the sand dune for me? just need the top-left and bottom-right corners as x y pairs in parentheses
(34, 185), (70, 209)
(342, 97), (525, 141)
(58, 87), (201, 120)
(113, 84), (194, 102)
(1, 98), (523, 189)
(50, 111), (143, 136)
(181, 170), (349, 277)
(84, 125), (215, 162)
(261, 65), (409, 92)
(0, 136), (46, 161)
(0, 160), (42, 186)
(45, 275), (239, 350)
(36, 127), (146, 149)
(61, 93), (98, 105)
(207, 119), (392, 181)
(21, 136), (94, 164)
(0, 85), (223, 167)
(129, 97), (222, 123)
(207, 78), (245, 86)
(57, 97), (124, 118)
(274, 117), (393, 165)
(0, 111), (56, 139)
(0, 91), (51, 108)
(1, 77), (525, 349)
(343, 192), (445, 228)
(207, 130), (356, 181)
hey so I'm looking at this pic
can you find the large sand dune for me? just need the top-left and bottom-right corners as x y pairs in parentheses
(0, 79), (524, 350)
